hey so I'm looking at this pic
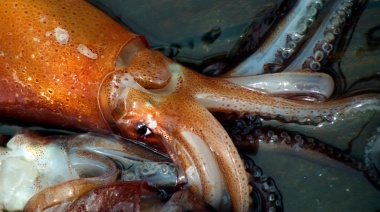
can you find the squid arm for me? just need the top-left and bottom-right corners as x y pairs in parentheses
(2, 0), (379, 211)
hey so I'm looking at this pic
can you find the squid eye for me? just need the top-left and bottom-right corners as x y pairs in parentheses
(135, 122), (152, 136)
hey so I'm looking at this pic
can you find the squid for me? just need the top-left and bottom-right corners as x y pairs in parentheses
(0, 0), (379, 211)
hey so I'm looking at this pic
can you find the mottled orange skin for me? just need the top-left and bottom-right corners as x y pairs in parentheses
(0, 0), (146, 132)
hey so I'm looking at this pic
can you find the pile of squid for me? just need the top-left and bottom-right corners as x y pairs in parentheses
(0, 0), (379, 211)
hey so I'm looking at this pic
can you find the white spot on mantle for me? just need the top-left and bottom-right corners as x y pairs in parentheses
(54, 27), (69, 44)
(77, 44), (98, 59)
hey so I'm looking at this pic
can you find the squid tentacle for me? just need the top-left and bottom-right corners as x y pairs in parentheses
(218, 112), (368, 171)
(0, 0), (378, 211)
(242, 154), (283, 212)
(227, 0), (356, 76)
(285, 0), (356, 71)
(194, 74), (380, 125)
(217, 112), (379, 189)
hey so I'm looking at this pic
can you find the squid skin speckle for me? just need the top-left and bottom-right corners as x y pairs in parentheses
(0, 0), (379, 211)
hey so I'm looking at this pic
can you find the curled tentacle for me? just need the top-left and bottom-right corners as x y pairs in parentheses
(241, 126), (380, 211)
(285, 0), (357, 71)
(216, 111), (380, 192)
(225, 0), (358, 76)
(242, 154), (283, 212)
(216, 113), (367, 172)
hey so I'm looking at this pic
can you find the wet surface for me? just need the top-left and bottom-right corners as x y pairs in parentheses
(0, 0), (379, 211)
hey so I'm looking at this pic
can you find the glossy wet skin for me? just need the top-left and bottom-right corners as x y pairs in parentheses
(0, 0), (378, 210)
(0, 0), (142, 132)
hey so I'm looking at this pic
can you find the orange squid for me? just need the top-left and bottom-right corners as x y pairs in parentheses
(1, 0), (380, 211)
